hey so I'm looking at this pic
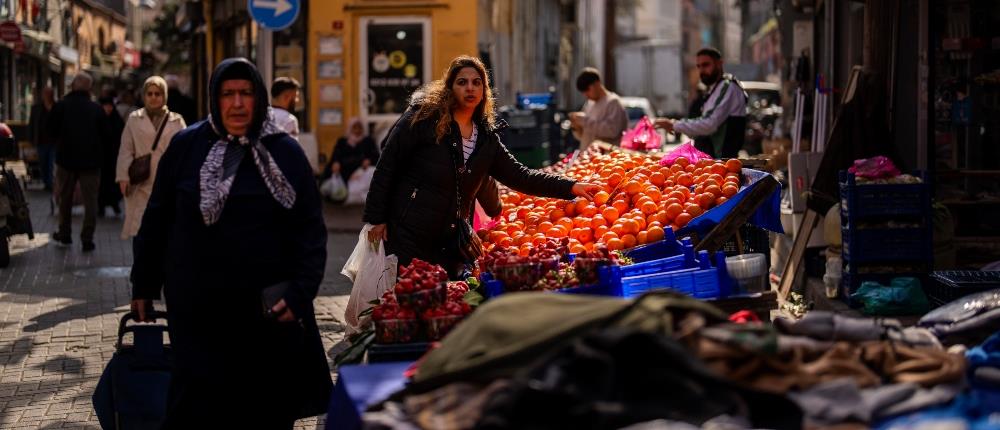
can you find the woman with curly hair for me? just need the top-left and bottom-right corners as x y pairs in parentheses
(364, 55), (599, 277)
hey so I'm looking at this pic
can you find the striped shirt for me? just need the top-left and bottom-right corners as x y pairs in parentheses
(462, 124), (478, 162)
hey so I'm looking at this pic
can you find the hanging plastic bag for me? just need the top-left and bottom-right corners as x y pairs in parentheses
(343, 225), (398, 334)
(620, 116), (662, 151)
(660, 141), (714, 166)
(345, 166), (375, 206)
(321, 175), (348, 203)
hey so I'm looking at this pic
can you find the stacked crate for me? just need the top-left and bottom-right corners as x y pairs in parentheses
(839, 171), (933, 298)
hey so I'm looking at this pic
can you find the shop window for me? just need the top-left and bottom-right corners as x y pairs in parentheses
(359, 17), (431, 123)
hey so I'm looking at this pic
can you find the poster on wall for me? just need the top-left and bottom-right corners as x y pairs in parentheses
(320, 84), (343, 103)
(274, 67), (304, 86)
(364, 22), (425, 116)
(319, 108), (343, 126)
(275, 45), (304, 66)
(318, 35), (343, 56)
(319, 60), (343, 79)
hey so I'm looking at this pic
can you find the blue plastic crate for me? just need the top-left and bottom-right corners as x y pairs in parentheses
(614, 251), (733, 300)
(839, 171), (931, 218)
(624, 229), (683, 262)
(841, 227), (933, 263)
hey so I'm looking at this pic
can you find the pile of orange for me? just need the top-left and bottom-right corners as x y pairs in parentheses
(481, 150), (743, 256)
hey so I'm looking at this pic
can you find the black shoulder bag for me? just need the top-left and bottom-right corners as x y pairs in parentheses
(446, 137), (483, 264)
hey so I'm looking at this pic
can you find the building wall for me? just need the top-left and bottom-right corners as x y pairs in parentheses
(307, 0), (479, 160)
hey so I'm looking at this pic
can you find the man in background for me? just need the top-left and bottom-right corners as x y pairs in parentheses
(165, 74), (198, 126)
(569, 67), (628, 152)
(655, 47), (747, 158)
(270, 77), (301, 139)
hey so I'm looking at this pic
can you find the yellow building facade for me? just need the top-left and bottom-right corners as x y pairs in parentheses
(306, 0), (479, 161)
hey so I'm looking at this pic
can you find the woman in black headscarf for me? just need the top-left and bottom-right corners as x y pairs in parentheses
(129, 58), (330, 428)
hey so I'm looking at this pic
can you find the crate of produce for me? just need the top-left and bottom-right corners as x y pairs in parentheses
(839, 171), (930, 218)
(624, 228), (684, 262)
(841, 227), (933, 263)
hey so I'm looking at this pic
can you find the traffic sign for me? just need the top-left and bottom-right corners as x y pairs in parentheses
(0, 21), (22, 44)
(248, 0), (299, 31)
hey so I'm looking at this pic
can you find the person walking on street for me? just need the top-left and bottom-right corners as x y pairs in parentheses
(270, 77), (301, 139)
(364, 55), (600, 277)
(115, 76), (186, 239)
(29, 86), (57, 191)
(130, 58), (331, 428)
(655, 47), (748, 158)
(49, 73), (109, 252)
(98, 96), (125, 216)
(164, 75), (198, 126)
(324, 117), (378, 185)
(569, 67), (629, 152)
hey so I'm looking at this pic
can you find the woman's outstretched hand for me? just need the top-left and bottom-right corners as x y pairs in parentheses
(571, 182), (602, 201)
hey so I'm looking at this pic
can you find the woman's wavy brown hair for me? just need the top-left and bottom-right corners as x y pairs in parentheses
(410, 55), (497, 143)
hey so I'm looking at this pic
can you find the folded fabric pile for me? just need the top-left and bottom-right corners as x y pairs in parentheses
(359, 292), (994, 430)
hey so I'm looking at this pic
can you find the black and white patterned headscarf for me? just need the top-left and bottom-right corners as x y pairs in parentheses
(198, 58), (296, 225)
(199, 109), (296, 225)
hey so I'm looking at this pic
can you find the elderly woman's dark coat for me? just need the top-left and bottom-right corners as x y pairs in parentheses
(130, 58), (330, 428)
(363, 106), (576, 273)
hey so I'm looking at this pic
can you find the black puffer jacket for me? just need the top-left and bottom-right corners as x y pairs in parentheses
(364, 109), (576, 269)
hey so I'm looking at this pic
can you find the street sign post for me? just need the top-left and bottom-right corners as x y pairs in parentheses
(248, 0), (299, 31)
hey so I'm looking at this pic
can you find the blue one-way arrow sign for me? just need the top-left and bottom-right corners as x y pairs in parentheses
(249, 0), (299, 31)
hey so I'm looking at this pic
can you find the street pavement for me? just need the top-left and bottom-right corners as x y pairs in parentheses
(0, 185), (366, 429)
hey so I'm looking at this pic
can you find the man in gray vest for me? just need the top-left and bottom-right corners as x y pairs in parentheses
(656, 48), (747, 158)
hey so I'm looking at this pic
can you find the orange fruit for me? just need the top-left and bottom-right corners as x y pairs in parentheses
(538, 221), (554, 232)
(685, 204), (704, 217)
(633, 215), (646, 230)
(581, 204), (599, 217)
(677, 173), (693, 187)
(674, 156), (690, 167)
(601, 231), (619, 243)
(611, 201), (629, 217)
(621, 234), (637, 248)
(547, 227), (567, 238)
(594, 191), (610, 205)
(646, 226), (666, 243)
(675, 213), (693, 227)
(640, 200), (658, 215)
(722, 184), (738, 197)
(624, 181), (642, 195)
(578, 229), (594, 243)
(610, 224), (625, 236)
(622, 219), (640, 235)
(704, 185), (722, 198)
(644, 187), (662, 202)
(710, 163), (727, 176)
(573, 217), (590, 228)
(665, 203), (684, 219)
(725, 159), (742, 173)
(590, 215), (607, 229)
(650, 172), (665, 187)
(606, 238), (625, 251)
(570, 243), (586, 254)
(575, 199), (590, 215)
(637, 231), (648, 245)
(648, 211), (668, 226)
(698, 193), (715, 209)
(716, 196), (729, 205)
(549, 208), (566, 222)
(557, 217), (574, 231)
(595, 225), (610, 239)
(670, 164), (684, 174)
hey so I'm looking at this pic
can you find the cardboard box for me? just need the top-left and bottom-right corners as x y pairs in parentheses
(780, 207), (827, 248)
(788, 152), (824, 212)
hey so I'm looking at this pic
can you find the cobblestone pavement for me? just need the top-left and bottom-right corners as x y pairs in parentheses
(0, 186), (362, 429)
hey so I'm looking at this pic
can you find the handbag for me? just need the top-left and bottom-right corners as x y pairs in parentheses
(446, 137), (483, 264)
(128, 115), (169, 185)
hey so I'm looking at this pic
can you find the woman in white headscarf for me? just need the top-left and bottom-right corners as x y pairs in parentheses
(115, 76), (186, 239)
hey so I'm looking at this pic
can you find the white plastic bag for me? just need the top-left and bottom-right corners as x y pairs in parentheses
(345, 166), (375, 206)
(343, 225), (397, 334)
(321, 175), (348, 203)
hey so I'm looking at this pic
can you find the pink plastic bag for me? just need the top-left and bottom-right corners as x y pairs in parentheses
(620, 117), (662, 151)
(659, 141), (713, 166)
(848, 156), (900, 179)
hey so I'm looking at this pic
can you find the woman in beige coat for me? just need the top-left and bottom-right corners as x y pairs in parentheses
(116, 76), (187, 239)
